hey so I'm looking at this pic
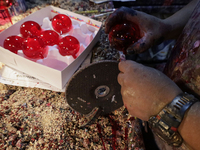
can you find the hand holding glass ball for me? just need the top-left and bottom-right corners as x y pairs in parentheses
(108, 21), (140, 54)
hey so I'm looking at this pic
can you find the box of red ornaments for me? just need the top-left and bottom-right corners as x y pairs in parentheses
(0, 6), (102, 90)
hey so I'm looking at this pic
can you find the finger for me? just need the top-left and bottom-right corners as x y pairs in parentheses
(105, 11), (125, 33)
(104, 13), (114, 33)
(126, 32), (153, 54)
(117, 72), (124, 85)
(118, 61), (128, 73)
(105, 7), (137, 33)
(118, 60), (136, 72)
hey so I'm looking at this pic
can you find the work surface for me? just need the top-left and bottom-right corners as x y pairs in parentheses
(0, 0), (146, 149)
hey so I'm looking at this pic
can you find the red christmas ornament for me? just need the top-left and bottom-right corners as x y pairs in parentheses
(40, 30), (60, 46)
(58, 36), (80, 58)
(3, 35), (24, 54)
(20, 21), (42, 38)
(108, 22), (140, 54)
(52, 14), (72, 35)
(22, 36), (48, 60)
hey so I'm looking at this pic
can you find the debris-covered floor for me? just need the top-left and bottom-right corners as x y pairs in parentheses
(0, 0), (146, 149)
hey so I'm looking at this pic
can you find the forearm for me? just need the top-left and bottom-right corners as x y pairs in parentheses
(163, 0), (199, 40)
(178, 101), (200, 150)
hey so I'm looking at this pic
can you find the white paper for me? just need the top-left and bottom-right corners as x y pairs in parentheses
(0, 63), (65, 92)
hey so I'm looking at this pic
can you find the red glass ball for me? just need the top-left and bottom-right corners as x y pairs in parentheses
(58, 36), (80, 58)
(52, 14), (72, 35)
(3, 35), (24, 54)
(40, 30), (60, 46)
(20, 21), (42, 38)
(22, 36), (48, 60)
(109, 22), (140, 54)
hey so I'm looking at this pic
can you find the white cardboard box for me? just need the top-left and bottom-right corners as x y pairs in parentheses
(0, 6), (102, 90)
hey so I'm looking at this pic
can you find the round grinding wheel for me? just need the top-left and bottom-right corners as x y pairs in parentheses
(65, 60), (123, 116)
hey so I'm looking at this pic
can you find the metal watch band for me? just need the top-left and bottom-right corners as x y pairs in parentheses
(148, 93), (199, 147)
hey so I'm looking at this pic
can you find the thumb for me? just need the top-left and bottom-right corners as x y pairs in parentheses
(126, 33), (153, 54)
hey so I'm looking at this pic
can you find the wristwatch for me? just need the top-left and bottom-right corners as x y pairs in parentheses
(148, 93), (199, 147)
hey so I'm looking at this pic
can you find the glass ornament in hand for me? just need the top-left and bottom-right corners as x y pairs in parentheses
(52, 14), (72, 35)
(58, 36), (80, 59)
(20, 21), (42, 38)
(40, 30), (60, 46)
(22, 36), (48, 60)
(3, 35), (24, 54)
(108, 22), (140, 54)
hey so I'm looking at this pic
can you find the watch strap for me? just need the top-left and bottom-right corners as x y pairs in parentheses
(148, 93), (199, 147)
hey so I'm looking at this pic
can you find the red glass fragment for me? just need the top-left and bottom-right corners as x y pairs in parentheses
(109, 22), (140, 54)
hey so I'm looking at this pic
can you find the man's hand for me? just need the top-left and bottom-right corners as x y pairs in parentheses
(118, 60), (182, 121)
(105, 7), (171, 54)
